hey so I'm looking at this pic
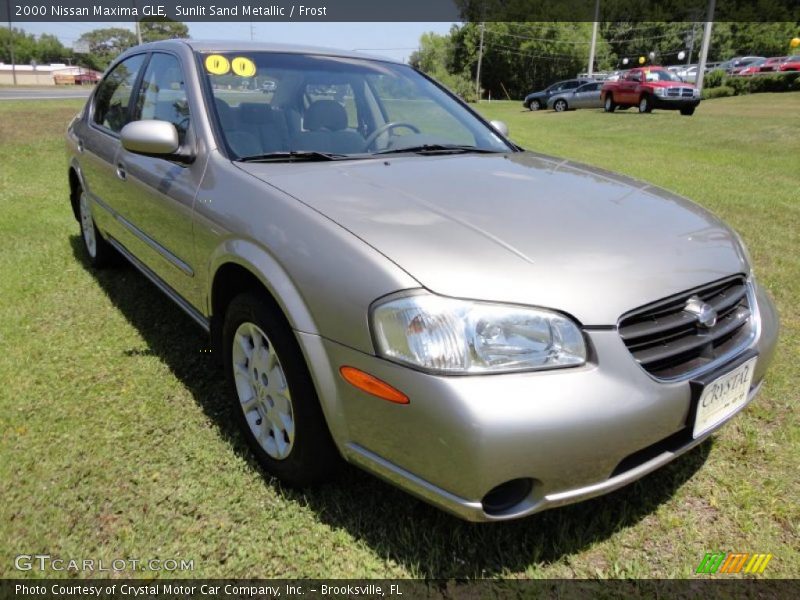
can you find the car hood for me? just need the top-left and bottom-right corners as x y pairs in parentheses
(238, 153), (747, 325)
(650, 80), (696, 88)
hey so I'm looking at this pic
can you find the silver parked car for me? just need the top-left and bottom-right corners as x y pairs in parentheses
(547, 81), (603, 111)
(67, 41), (778, 521)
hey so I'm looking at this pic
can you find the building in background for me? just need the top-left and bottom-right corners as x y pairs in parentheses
(0, 63), (101, 85)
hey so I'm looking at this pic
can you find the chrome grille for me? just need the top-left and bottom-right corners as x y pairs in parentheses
(666, 87), (694, 97)
(618, 276), (753, 379)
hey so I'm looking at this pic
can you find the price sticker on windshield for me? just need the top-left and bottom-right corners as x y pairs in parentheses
(205, 54), (230, 75)
(232, 57), (257, 77)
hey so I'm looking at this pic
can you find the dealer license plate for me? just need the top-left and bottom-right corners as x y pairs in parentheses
(693, 358), (757, 438)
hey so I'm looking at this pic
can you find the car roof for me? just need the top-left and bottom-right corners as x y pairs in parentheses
(120, 39), (403, 64)
(554, 78), (592, 84)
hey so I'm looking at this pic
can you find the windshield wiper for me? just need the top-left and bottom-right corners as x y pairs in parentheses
(237, 150), (350, 162)
(373, 144), (505, 156)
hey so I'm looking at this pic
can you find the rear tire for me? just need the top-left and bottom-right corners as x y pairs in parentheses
(77, 190), (118, 268)
(223, 292), (342, 487)
(638, 95), (652, 113)
(680, 107), (696, 116)
(554, 99), (568, 112)
(604, 94), (616, 112)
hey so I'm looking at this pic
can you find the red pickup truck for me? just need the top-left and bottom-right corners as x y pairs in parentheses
(601, 67), (701, 116)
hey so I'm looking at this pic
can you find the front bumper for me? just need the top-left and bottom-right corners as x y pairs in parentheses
(652, 95), (701, 110)
(298, 283), (778, 522)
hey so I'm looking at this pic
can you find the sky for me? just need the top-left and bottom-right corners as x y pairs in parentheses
(13, 21), (457, 63)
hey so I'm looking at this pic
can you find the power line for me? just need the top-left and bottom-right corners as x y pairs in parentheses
(352, 47), (419, 51)
(486, 30), (594, 45)
(486, 27), (692, 46)
(484, 44), (578, 63)
(487, 42), (587, 60)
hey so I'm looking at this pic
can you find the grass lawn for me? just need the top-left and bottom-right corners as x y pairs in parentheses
(0, 94), (798, 579)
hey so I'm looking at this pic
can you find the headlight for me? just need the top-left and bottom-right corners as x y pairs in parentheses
(371, 293), (586, 374)
(692, 88), (700, 97)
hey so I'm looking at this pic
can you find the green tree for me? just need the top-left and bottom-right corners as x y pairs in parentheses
(75, 27), (137, 71)
(140, 19), (190, 43)
(0, 28), (72, 65)
(410, 27), (477, 101)
(708, 22), (800, 60)
(601, 22), (694, 68)
(469, 22), (604, 98)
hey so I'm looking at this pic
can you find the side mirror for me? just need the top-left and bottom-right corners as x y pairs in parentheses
(490, 120), (509, 137)
(121, 120), (180, 156)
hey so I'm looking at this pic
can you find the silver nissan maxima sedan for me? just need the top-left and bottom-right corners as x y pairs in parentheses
(66, 40), (779, 521)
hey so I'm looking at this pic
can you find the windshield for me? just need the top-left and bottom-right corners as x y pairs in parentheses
(198, 52), (511, 159)
(644, 69), (682, 82)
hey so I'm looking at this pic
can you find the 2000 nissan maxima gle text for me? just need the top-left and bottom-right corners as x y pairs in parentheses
(66, 41), (779, 521)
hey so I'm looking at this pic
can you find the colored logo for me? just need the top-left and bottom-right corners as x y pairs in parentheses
(696, 552), (773, 574)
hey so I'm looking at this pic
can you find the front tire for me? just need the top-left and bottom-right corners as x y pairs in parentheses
(223, 292), (341, 487)
(604, 94), (616, 112)
(680, 107), (696, 116)
(553, 99), (568, 112)
(529, 100), (541, 111)
(638, 95), (652, 113)
(78, 190), (118, 268)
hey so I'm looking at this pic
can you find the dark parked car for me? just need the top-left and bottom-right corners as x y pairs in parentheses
(523, 78), (592, 111)
(547, 81), (603, 112)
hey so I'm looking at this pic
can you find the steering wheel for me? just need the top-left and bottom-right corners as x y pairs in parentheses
(364, 122), (421, 151)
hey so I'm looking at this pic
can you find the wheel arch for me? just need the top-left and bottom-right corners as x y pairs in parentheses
(208, 246), (351, 453)
(207, 242), (319, 355)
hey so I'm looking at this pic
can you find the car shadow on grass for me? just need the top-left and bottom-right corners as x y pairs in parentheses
(71, 235), (712, 578)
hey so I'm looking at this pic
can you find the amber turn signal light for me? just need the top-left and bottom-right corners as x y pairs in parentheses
(339, 366), (409, 404)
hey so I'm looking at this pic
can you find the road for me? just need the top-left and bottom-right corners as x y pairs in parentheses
(0, 87), (93, 101)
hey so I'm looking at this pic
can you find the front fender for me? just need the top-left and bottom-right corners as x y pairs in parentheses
(207, 239), (318, 335)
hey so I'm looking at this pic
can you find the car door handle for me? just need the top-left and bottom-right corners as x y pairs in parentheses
(77, 140), (84, 153)
(116, 163), (127, 181)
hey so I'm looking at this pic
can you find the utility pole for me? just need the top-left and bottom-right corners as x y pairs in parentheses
(587, 0), (600, 77)
(686, 21), (698, 66)
(695, 0), (715, 91)
(5, 0), (16, 85)
(475, 22), (485, 102)
(134, 20), (142, 45)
